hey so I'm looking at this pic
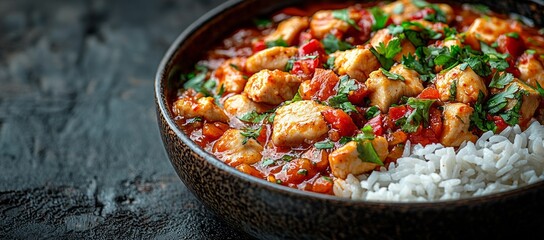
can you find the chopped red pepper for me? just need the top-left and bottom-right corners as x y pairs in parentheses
(365, 115), (384, 136)
(322, 109), (358, 137)
(491, 115), (509, 133)
(418, 87), (440, 100)
(252, 40), (266, 53)
(388, 105), (408, 121)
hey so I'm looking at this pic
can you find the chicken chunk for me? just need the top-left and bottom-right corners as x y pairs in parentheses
(369, 29), (416, 62)
(213, 58), (247, 94)
(212, 129), (263, 167)
(310, 9), (360, 39)
(244, 69), (302, 105)
(264, 16), (309, 45)
(382, 0), (454, 24)
(223, 94), (266, 119)
(390, 64), (424, 96)
(334, 48), (380, 82)
(173, 96), (228, 123)
(504, 79), (541, 126)
(246, 46), (298, 73)
(464, 17), (520, 50)
(328, 137), (388, 179)
(517, 54), (544, 88)
(272, 100), (329, 147)
(440, 103), (478, 147)
(366, 69), (406, 112)
(436, 65), (488, 104)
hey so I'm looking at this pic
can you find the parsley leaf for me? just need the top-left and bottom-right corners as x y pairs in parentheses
(324, 56), (336, 69)
(332, 9), (361, 31)
(500, 90), (524, 125)
(182, 65), (208, 93)
(381, 67), (405, 81)
(449, 80), (457, 101)
(489, 72), (514, 89)
(238, 111), (270, 123)
(370, 38), (402, 70)
(240, 126), (262, 145)
(253, 18), (272, 28)
(322, 34), (354, 54)
(315, 140), (335, 149)
(397, 98), (436, 133)
(486, 83), (519, 114)
(265, 38), (288, 48)
(355, 125), (375, 141)
(328, 75), (358, 113)
(470, 91), (497, 132)
(369, 7), (389, 31)
(356, 140), (384, 165)
(365, 106), (380, 119)
(284, 91), (302, 105)
(412, 0), (447, 23)
(506, 32), (520, 39)
(262, 158), (275, 167)
(536, 82), (544, 97)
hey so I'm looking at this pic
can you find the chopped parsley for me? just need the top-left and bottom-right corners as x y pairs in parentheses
(369, 7), (389, 31)
(412, 0), (447, 23)
(265, 38), (288, 48)
(238, 111), (273, 123)
(229, 63), (240, 71)
(506, 32), (520, 39)
(328, 75), (358, 113)
(297, 169), (309, 175)
(381, 67), (405, 81)
(240, 126), (262, 145)
(468, 4), (490, 14)
(356, 140), (384, 165)
(526, 49), (536, 55)
(253, 18), (273, 28)
(470, 91), (497, 132)
(365, 106), (380, 119)
(486, 83), (519, 114)
(370, 38), (402, 70)
(489, 72), (514, 89)
(324, 56), (336, 69)
(182, 65), (209, 94)
(500, 90), (524, 126)
(536, 82), (544, 97)
(322, 34), (354, 54)
(356, 125), (376, 141)
(314, 140), (335, 149)
(396, 98), (436, 133)
(284, 91), (302, 105)
(449, 80), (457, 101)
(332, 9), (361, 31)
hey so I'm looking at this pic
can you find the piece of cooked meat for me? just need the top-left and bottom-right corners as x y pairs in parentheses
(440, 103), (478, 147)
(213, 57), (247, 94)
(272, 100), (330, 147)
(212, 129), (263, 167)
(334, 48), (380, 82)
(328, 137), (388, 179)
(244, 69), (302, 105)
(264, 16), (309, 45)
(246, 46), (298, 73)
(173, 96), (228, 123)
(436, 64), (488, 104)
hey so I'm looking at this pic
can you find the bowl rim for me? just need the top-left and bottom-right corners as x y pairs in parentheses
(155, 0), (544, 207)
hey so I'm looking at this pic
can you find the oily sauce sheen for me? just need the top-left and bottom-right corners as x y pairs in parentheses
(172, 0), (544, 195)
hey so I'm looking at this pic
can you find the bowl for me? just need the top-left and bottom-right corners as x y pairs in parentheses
(155, 0), (544, 239)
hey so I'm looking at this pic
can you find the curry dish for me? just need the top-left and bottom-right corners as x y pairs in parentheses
(171, 0), (544, 195)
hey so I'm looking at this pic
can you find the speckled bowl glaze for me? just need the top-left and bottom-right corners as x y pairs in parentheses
(156, 0), (544, 239)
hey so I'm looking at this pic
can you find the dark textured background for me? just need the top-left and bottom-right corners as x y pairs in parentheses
(0, 0), (252, 238)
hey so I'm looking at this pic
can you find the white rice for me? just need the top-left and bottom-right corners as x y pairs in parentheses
(333, 121), (544, 202)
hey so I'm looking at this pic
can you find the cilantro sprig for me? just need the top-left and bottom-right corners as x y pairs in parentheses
(322, 34), (354, 54)
(240, 126), (262, 145)
(381, 68), (405, 81)
(395, 98), (436, 133)
(328, 75), (358, 113)
(369, 7), (389, 31)
(332, 9), (361, 31)
(370, 38), (402, 70)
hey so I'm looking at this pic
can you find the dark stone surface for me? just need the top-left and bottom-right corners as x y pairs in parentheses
(0, 0), (251, 238)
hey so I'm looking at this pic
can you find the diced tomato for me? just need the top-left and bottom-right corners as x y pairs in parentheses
(409, 128), (439, 146)
(497, 34), (525, 59)
(257, 124), (270, 145)
(202, 122), (230, 141)
(388, 105), (408, 121)
(278, 158), (317, 185)
(299, 39), (324, 56)
(491, 115), (509, 133)
(365, 115), (384, 136)
(252, 40), (266, 53)
(291, 55), (320, 79)
(306, 68), (339, 101)
(310, 175), (333, 194)
(281, 7), (307, 16)
(418, 87), (440, 100)
(322, 109), (358, 137)
(357, 9), (374, 42)
(347, 81), (369, 105)
(429, 107), (443, 137)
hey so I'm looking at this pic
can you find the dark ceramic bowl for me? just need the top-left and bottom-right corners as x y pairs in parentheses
(156, 0), (544, 239)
